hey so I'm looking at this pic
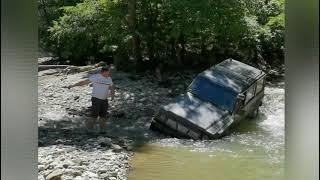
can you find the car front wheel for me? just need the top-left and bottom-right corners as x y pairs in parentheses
(249, 108), (259, 119)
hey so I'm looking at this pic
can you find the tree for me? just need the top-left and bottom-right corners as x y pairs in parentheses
(43, 0), (285, 72)
(128, 0), (143, 71)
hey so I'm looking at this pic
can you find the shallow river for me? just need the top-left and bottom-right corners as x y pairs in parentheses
(128, 85), (285, 180)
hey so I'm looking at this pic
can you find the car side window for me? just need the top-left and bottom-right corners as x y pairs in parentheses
(255, 78), (264, 94)
(245, 84), (256, 104)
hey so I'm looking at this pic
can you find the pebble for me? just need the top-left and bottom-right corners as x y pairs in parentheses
(38, 175), (45, 180)
(38, 165), (46, 171)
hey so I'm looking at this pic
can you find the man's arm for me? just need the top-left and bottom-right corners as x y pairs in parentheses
(65, 79), (91, 89)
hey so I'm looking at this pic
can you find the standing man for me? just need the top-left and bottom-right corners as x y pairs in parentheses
(65, 66), (115, 132)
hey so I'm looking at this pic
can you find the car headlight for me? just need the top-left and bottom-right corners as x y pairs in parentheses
(158, 113), (167, 122)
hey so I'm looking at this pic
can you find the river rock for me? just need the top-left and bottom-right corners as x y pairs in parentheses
(74, 176), (89, 180)
(64, 169), (82, 177)
(83, 171), (98, 178)
(45, 169), (63, 180)
(98, 137), (112, 146)
(38, 164), (46, 171)
(38, 175), (46, 180)
(111, 144), (122, 152)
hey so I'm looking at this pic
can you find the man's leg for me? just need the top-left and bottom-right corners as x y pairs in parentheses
(87, 97), (98, 130)
(98, 99), (108, 130)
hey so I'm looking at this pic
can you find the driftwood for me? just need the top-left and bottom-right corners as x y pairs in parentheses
(38, 61), (106, 71)
(38, 65), (97, 75)
(38, 65), (70, 71)
(58, 65), (97, 75)
(38, 61), (108, 77)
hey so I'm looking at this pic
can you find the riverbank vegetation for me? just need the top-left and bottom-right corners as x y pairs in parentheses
(38, 0), (284, 76)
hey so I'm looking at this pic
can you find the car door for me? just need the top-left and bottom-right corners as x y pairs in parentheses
(242, 77), (266, 116)
(233, 98), (245, 123)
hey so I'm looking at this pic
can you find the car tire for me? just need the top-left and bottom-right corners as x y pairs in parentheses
(249, 108), (259, 119)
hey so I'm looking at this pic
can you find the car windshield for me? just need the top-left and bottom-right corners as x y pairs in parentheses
(188, 76), (237, 112)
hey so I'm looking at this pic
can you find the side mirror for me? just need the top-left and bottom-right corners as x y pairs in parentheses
(237, 94), (245, 101)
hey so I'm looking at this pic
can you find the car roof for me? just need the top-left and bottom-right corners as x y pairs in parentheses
(198, 59), (266, 93)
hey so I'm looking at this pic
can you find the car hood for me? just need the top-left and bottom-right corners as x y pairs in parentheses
(163, 92), (230, 131)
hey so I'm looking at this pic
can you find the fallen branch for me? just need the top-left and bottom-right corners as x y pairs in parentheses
(38, 65), (70, 71)
(38, 61), (107, 76)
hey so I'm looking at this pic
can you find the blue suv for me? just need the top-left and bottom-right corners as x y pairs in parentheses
(150, 59), (266, 140)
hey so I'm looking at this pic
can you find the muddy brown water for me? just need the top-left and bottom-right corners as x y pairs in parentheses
(128, 86), (284, 180)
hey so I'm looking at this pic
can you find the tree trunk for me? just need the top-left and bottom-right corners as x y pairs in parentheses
(40, 0), (50, 26)
(176, 42), (183, 67)
(128, 0), (142, 72)
(155, 65), (162, 82)
(175, 34), (184, 67)
(180, 34), (186, 64)
(147, 1), (155, 69)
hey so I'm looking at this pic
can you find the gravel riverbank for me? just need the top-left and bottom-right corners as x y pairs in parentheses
(38, 68), (194, 180)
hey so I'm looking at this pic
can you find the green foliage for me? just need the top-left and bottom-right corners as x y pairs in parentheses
(135, 0), (265, 69)
(48, 0), (126, 64)
(267, 13), (285, 29)
(38, 0), (82, 51)
(258, 0), (285, 68)
(40, 0), (285, 71)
